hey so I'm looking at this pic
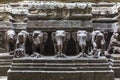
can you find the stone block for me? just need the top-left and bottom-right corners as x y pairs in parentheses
(94, 71), (114, 80)
(8, 56), (114, 80)
(111, 54), (120, 78)
(41, 71), (80, 80)
(0, 53), (13, 76)
(113, 68), (120, 78)
(0, 66), (10, 76)
(80, 71), (94, 80)
(7, 70), (27, 80)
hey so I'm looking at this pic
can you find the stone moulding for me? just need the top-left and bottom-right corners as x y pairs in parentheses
(8, 56), (114, 80)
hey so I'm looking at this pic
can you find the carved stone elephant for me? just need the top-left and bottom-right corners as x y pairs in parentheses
(91, 31), (106, 57)
(14, 31), (29, 58)
(108, 32), (120, 54)
(6, 29), (16, 53)
(52, 30), (70, 57)
(16, 30), (29, 53)
(32, 31), (48, 56)
(16, 30), (33, 56)
(72, 30), (88, 57)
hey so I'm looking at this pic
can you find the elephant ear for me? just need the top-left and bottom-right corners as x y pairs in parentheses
(65, 32), (71, 42)
(51, 32), (56, 42)
(72, 32), (77, 42)
(43, 32), (48, 43)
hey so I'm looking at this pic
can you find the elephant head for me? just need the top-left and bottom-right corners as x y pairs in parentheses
(32, 31), (48, 46)
(32, 31), (48, 55)
(52, 30), (70, 57)
(6, 29), (16, 52)
(72, 30), (87, 57)
(16, 30), (29, 49)
(91, 30), (106, 57)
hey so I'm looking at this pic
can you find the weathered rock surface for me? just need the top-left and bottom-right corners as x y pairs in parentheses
(0, 53), (13, 76)
(110, 54), (120, 78)
(8, 56), (114, 80)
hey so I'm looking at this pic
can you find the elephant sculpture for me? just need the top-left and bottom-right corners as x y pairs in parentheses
(16, 30), (28, 49)
(52, 30), (70, 57)
(31, 31), (48, 57)
(72, 30), (88, 57)
(6, 29), (16, 53)
(16, 30), (30, 57)
(91, 30), (106, 57)
(108, 32), (120, 54)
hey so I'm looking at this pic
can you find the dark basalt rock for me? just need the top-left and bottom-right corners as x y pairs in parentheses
(8, 56), (114, 80)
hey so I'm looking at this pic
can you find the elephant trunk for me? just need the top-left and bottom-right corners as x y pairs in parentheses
(79, 40), (86, 54)
(34, 36), (40, 46)
(56, 37), (63, 54)
(77, 35), (87, 54)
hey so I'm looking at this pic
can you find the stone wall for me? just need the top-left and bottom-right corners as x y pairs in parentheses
(0, 0), (118, 3)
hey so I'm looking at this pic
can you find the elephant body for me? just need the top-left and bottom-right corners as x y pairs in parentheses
(91, 31), (106, 57)
(16, 30), (28, 49)
(108, 32), (120, 54)
(6, 30), (16, 52)
(32, 31), (48, 55)
(77, 31), (87, 47)
(52, 30), (70, 57)
(72, 30), (88, 57)
(92, 31), (105, 49)
(16, 30), (33, 56)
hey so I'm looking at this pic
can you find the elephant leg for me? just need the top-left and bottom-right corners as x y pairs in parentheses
(81, 45), (85, 56)
(6, 42), (10, 52)
(82, 46), (87, 57)
(10, 43), (14, 51)
(63, 42), (67, 54)
(57, 44), (62, 55)
(76, 42), (80, 54)
(32, 44), (36, 52)
(9, 42), (14, 52)
(59, 45), (62, 54)
(77, 45), (87, 57)
(101, 44), (105, 56)
(39, 43), (44, 56)
(53, 43), (57, 54)
(7, 43), (9, 52)
(54, 44), (66, 58)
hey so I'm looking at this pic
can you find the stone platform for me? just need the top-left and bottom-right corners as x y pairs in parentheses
(0, 53), (13, 76)
(110, 54), (120, 78)
(8, 56), (114, 80)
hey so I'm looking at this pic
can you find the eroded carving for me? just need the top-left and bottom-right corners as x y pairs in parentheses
(108, 32), (120, 54)
(32, 31), (48, 56)
(52, 30), (70, 57)
(91, 31), (106, 58)
(72, 30), (88, 57)
(16, 30), (29, 51)
(6, 29), (16, 53)
(14, 48), (28, 58)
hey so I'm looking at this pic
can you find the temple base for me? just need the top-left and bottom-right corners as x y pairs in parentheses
(0, 53), (13, 76)
(110, 54), (120, 78)
(8, 56), (114, 80)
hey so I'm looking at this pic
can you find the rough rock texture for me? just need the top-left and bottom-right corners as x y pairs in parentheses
(0, 53), (13, 76)
(8, 56), (114, 80)
(110, 54), (120, 78)
(27, 20), (116, 32)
